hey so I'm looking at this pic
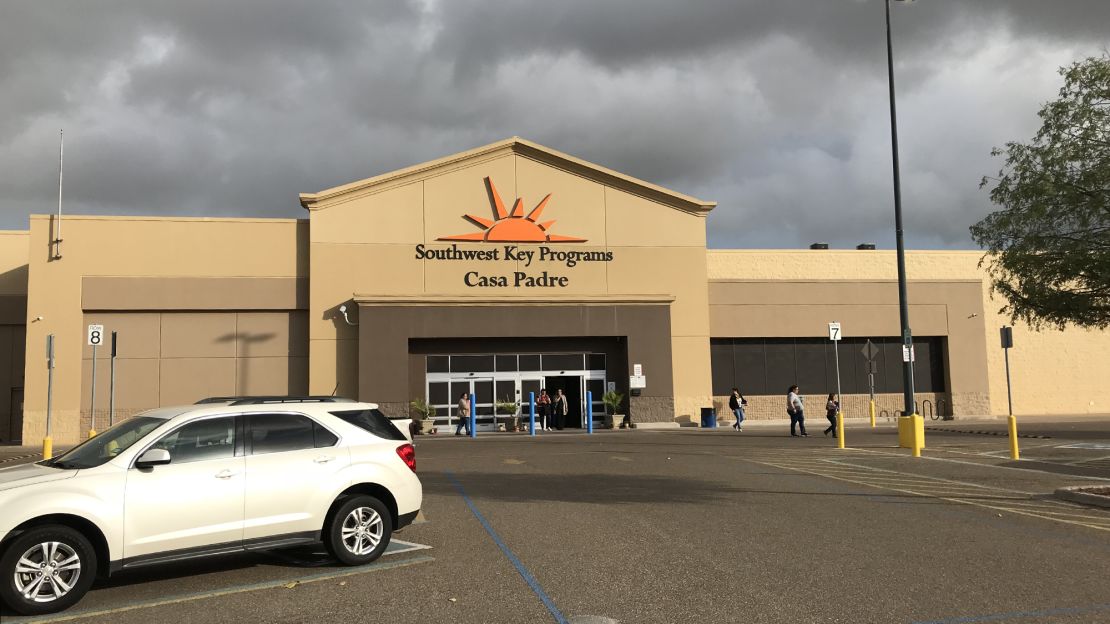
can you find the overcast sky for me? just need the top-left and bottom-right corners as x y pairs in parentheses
(1, 1), (1107, 249)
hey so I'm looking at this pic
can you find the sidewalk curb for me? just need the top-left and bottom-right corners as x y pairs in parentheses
(1054, 485), (1110, 508)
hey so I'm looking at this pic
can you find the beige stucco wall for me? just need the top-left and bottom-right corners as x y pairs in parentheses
(23, 216), (307, 444)
(308, 148), (713, 419)
(707, 250), (1110, 416)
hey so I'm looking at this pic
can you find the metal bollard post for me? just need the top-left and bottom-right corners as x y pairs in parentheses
(869, 400), (876, 428)
(586, 391), (593, 434)
(1007, 415), (1020, 460)
(469, 393), (476, 438)
(836, 410), (845, 449)
(89, 343), (98, 438)
(529, 392), (536, 437)
(44, 334), (55, 460)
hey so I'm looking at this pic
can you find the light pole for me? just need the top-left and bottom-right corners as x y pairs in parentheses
(885, 0), (916, 420)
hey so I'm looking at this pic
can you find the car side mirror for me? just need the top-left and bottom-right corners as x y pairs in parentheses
(135, 448), (172, 469)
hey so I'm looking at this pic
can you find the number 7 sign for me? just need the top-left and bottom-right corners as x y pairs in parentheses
(828, 322), (842, 341)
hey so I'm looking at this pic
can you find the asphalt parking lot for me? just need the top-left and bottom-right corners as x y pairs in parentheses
(2, 419), (1109, 623)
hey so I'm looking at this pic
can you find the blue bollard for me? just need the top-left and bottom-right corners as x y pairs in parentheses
(529, 392), (536, 436)
(587, 391), (593, 434)
(470, 392), (477, 438)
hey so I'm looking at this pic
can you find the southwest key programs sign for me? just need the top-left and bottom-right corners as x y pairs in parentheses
(415, 176), (612, 288)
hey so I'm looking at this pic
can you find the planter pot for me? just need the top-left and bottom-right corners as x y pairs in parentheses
(419, 419), (436, 435)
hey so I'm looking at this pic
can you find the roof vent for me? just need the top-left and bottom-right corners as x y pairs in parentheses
(809, 243), (829, 250)
(856, 243), (876, 250)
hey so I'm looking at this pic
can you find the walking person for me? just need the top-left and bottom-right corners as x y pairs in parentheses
(787, 385), (807, 437)
(538, 389), (552, 431)
(455, 392), (471, 436)
(824, 393), (840, 438)
(553, 388), (569, 430)
(729, 387), (747, 431)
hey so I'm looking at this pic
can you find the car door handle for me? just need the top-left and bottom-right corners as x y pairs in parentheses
(215, 469), (238, 479)
(314, 456), (335, 464)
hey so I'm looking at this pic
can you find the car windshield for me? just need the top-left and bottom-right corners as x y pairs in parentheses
(43, 417), (167, 469)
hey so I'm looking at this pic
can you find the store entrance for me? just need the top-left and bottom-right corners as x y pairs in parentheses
(545, 375), (582, 429)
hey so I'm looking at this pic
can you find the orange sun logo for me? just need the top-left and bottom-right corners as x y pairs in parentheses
(438, 177), (586, 243)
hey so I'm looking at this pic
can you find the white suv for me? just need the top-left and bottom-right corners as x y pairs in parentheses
(0, 397), (422, 616)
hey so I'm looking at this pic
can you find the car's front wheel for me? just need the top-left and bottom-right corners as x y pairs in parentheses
(325, 495), (392, 565)
(0, 525), (98, 616)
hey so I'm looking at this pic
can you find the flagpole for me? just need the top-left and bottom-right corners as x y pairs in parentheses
(55, 129), (64, 259)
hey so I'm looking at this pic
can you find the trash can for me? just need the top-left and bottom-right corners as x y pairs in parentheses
(700, 407), (717, 428)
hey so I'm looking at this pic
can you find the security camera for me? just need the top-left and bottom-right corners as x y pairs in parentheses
(338, 304), (357, 326)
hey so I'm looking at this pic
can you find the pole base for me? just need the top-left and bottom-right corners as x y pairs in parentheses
(43, 437), (53, 460)
(836, 411), (845, 449)
(1007, 415), (1020, 460)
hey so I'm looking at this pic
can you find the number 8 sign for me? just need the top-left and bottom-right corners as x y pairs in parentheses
(88, 324), (104, 346)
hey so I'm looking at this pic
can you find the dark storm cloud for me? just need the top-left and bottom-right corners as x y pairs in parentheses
(0, 0), (1106, 249)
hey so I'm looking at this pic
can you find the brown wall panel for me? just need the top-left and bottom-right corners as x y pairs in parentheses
(81, 313), (161, 359)
(82, 277), (308, 311)
(159, 358), (237, 406)
(76, 311), (311, 418)
(358, 302), (672, 413)
(160, 313), (238, 359)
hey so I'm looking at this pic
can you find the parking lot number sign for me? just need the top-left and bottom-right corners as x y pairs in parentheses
(88, 324), (104, 346)
(828, 322), (842, 341)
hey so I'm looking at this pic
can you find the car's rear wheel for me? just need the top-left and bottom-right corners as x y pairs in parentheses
(0, 525), (98, 616)
(325, 495), (392, 566)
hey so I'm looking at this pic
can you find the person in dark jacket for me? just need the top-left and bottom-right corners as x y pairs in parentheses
(824, 393), (840, 438)
(729, 387), (748, 431)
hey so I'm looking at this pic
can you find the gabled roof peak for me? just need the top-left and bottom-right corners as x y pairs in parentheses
(298, 137), (716, 215)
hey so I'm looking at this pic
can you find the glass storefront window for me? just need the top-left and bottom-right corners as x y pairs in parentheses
(427, 355), (449, 373)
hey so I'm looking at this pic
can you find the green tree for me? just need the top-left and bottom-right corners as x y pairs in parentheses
(972, 54), (1110, 329)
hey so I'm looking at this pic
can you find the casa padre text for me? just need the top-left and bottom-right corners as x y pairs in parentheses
(414, 243), (614, 288)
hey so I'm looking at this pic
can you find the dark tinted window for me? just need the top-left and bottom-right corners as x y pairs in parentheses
(587, 353), (606, 370)
(451, 355), (495, 373)
(426, 355), (449, 373)
(495, 355), (517, 372)
(154, 417), (236, 464)
(313, 422), (339, 448)
(330, 409), (406, 441)
(519, 354), (541, 371)
(542, 353), (583, 371)
(249, 414), (316, 454)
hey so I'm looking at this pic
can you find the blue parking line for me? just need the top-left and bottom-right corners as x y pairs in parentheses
(445, 470), (568, 624)
(911, 602), (1110, 623)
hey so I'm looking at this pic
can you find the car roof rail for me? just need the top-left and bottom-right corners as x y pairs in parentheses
(228, 396), (359, 406)
(195, 396), (357, 405)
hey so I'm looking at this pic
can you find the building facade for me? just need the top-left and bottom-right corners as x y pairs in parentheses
(2, 138), (1108, 445)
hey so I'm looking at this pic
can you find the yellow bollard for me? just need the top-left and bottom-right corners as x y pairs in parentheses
(1007, 415), (1020, 460)
(88, 429), (97, 439)
(869, 400), (876, 428)
(836, 411), (845, 449)
(43, 437), (53, 460)
(911, 413), (922, 457)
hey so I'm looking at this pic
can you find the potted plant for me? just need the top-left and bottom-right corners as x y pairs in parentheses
(602, 391), (624, 429)
(495, 397), (520, 432)
(409, 398), (437, 435)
